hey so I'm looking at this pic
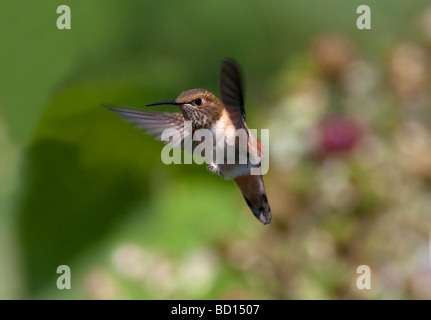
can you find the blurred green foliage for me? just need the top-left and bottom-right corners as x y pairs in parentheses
(1, 0), (430, 300)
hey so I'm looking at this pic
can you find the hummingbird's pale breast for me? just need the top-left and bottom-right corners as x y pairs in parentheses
(207, 108), (260, 180)
(212, 109), (237, 139)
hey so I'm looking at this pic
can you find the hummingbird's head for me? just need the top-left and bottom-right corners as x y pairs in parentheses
(175, 88), (220, 108)
(147, 88), (223, 128)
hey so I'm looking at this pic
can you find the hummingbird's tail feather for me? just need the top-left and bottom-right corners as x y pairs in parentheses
(234, 175), (271, 225)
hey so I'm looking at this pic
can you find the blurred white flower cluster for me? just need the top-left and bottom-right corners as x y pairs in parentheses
(84, 244), (219, 299)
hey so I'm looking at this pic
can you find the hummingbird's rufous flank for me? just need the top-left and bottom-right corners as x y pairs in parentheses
(106, 58), (271, 225)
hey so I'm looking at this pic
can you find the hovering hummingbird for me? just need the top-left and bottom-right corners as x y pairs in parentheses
(105, 58), (271, 225)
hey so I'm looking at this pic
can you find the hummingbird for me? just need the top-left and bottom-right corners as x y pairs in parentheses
(105, 58), (271, 225)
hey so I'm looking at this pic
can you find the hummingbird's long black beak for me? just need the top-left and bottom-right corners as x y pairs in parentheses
(146, 100), (180, 107)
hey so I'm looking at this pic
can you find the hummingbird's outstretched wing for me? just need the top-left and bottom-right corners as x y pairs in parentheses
(104, 105), (191, 148)
(219, 58), (247, 130)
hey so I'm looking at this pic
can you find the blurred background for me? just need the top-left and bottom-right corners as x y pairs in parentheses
(1, 0), (430, 299)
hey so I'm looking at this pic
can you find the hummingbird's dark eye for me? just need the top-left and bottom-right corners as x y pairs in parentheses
(194, 98), (203, 106)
